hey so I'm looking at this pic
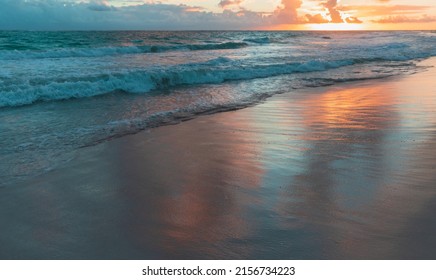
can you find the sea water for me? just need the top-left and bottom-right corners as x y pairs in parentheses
(1, 31), (435, 186)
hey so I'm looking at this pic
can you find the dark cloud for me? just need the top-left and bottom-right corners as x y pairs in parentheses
(0, 0), (370, 30)
(88, 1), (116, 12)
(0, 0), (268, 30)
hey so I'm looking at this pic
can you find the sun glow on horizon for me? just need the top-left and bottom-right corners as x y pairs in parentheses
(307, 23), (367, 31)
(268, 23), (368, 31)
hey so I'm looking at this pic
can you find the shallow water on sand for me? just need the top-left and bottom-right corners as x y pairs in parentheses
(0, 59), (435, 259)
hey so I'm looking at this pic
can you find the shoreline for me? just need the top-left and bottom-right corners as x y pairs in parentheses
(1, 58), (436, 259)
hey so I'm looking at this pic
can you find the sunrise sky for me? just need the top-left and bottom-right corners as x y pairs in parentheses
(0, 0), (435, 30)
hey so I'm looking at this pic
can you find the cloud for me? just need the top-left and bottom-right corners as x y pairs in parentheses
(88, 0), (116, 11)
(218, 0), (243, 9)
(273, 0), (302, 24)
(2, 0), (436, 31)
(345, 16), (362, 24)
(373, 14), (436, 23)
(324, 0), (342, 23)
(304, 13), (329, 24)
(0, 0), (269, 30)
(0, 0), (309, 30)
(303, 0), (363, 24)
(0, 0), (372, 30)
(341, 5), (432, 17)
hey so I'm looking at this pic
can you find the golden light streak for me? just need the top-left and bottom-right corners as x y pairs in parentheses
(307, 23), (367, 31)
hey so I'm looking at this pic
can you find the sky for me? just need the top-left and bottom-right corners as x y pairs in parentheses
(0, 0), (435, 30)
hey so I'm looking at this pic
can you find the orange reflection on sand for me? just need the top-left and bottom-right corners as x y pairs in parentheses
(269, 80), (404, 258)
(118, 112), (265, 257)
(300, 84), (398, 132)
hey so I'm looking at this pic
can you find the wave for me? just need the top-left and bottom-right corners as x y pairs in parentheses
(186, 42), (248, 50)
(0, 42), (248, 60)
(0, 58), (357, 108)
(1, 33), (435, 108)
(243, 37), (271, 44)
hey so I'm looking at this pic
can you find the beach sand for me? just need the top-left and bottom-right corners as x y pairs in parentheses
(1, 58), (436, 260)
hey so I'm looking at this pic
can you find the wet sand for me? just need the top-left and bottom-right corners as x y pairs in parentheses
(1, 58), (436, 259)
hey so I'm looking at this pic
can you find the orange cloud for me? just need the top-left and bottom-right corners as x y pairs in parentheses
(373, 14), (436, 23)
(324, 0), (343, 23)
(303, 0), (363, 24)
(305, 13), (329, 24)
(341, 5), (432, 17)
(345, 17), (362, 24)
(273, 0), (303, 23)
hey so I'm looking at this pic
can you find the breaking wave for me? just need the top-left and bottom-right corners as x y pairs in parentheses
(0, 58), (362, 107)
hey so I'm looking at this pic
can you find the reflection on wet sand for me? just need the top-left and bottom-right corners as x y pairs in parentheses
(270, 63), (436, 259)
(111, 63), (436, 259)
(289, 84), (400, 259)
(0, 60), (435, 259)
(114, 117), (264, 259)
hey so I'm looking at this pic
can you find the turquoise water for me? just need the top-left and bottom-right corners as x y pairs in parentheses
(1, 31), (435, 107)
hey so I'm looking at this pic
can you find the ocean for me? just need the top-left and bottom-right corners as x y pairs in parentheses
(1, 30), (436, 187)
